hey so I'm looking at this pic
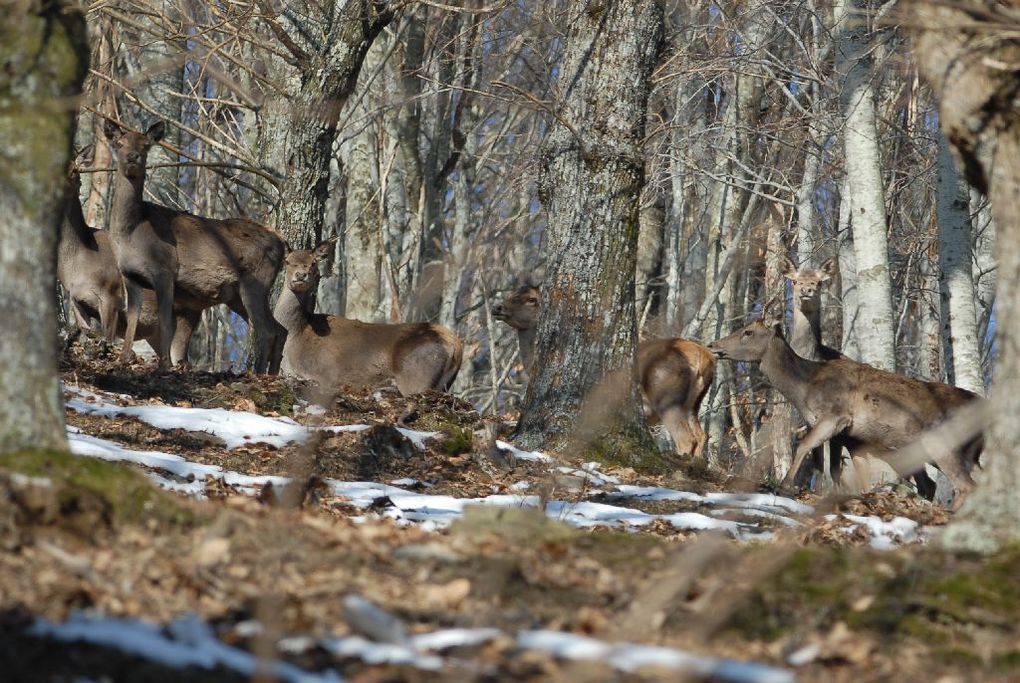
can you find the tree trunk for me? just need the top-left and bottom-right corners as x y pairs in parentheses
(936, 134), (984, 394)
(255, 1), (399, 249)
(910, 1), (1020, 552)
(836, 0), (896, 371)
(0, 2), (88, 452)
(515, 0), (663, 468)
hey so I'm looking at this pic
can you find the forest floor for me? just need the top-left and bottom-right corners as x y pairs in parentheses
(0, 337), (1017, 682)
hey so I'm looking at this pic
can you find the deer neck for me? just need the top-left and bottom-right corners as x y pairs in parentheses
(60, 191), (94, 250)
(109, 170), (146, 237)
(760, 333), (820, 414)
(789, 299), (823, 360)
(518, 326), (536, 374)
(274, 285), (312, 334)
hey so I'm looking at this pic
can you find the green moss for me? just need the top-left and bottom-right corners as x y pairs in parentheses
(0, 449), (199, 529)
(580, 424), (666, 475)
(437, 425), (473, 455)
(995, 650), (1020, 671)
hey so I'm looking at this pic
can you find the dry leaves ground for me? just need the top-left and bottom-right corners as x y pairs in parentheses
(0, 340), (1015, 681)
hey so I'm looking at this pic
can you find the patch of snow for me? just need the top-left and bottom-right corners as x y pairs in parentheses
(410, 627), (501, 651)
(68, 430), (289, 493)
(67, 386), (311, 448)
(495, 440), (552, 462)
(708, 508), (803, 528)
(30, 613), (341, 683)
(832, 513), (924, 550)
(322, 636), (443, 670)
(516, 630), (794, 683)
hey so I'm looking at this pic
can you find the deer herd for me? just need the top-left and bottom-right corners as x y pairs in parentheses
(59, 116), (984, 507)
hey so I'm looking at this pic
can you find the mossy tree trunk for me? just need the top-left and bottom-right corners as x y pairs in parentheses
(0, 2), (89, 452)
(514, 0), (663, 468)
(909, 1), (1020, 552)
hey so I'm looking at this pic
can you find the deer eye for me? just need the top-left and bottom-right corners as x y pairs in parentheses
(742, 329), (753, 337)
(526, 298), (538, 304)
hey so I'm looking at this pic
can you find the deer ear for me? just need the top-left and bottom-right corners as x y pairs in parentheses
(146, 121), (166, 143)
(103, 119), (122, 141)
(819, 258), (836, 281)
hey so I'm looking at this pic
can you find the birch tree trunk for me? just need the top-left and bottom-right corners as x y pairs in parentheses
(910, 1), (1020, 552)
(936, 134), (984, 394)
(836, 0), (896, 371)
(0, 2), (88, 452)
(515, 0), (663, 467)
(837, 177), (862, 359)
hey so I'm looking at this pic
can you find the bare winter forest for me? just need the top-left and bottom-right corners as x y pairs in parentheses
(2, 0), (1020, 681)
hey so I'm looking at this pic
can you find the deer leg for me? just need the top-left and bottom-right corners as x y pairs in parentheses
(170, 308), (200, 368)
(237, 278), (277, 374)
(153, 274), (175, 369)
(120, 279), (143, 364)
(783, 415), (852, 488)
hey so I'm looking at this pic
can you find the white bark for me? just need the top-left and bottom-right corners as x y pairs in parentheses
(837, 177), (861, 360)
(836, 0), (896, 371)
(936, 135), (984, 393)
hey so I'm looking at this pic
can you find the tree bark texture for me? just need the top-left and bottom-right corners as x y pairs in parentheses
(516, 0), (663, 467)
(836, 0), (896, 371)
(255, 0), (400, 249)
(910, 1), (1020, 552)
(936, 134), (984, 394)
(0, 2), (88, 452)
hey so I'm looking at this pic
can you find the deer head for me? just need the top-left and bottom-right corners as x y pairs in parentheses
(492, 284), (539, 331)
(708, 319), (782, 362)
(282, 240), (336, 299)
(104, 120), (165, 181)
(782, 257), (835, 313)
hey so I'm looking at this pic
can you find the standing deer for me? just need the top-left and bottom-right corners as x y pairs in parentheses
(58, 154), (166, 351)
(103, 119), (285, 372)
(782, 256), (844, 487)
(708, 319), (981, 504)
(274, 243), (463, 395)
(492, 284), (716, 458)
(782, 256), (841, 362)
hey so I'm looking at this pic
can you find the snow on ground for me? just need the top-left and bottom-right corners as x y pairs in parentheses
(826, 513), (926, 550)
(62, 383), (926, 547)
(30, 612), (343, 683)
(32, 611), (794, 683)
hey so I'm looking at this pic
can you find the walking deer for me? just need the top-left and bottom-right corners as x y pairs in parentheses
(58, 154), (166, 351)
(492, 284), (716, 458)
(103, 119), (285, 372)
(708, 319), (982, 503)
(274, 242), (463, 395)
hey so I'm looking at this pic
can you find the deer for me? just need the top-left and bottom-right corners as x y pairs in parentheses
(708, 319), (982, 505)
(274, 242), (464, 395)
(57, 152), (169, 352)
(491, 284), (716, 458)
(781, 256), (845, 488)
(103, 118), (285, 372)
